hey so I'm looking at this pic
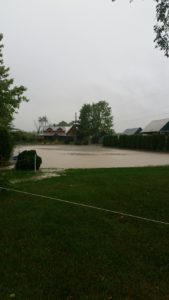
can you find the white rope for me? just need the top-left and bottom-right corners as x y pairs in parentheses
(0, 186), (169, 226)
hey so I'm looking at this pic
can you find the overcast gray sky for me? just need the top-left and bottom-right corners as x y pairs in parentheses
(0, 0), (169, 132)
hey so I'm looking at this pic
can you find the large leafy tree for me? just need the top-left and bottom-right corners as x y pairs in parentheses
(0, 33), (28, 127)
(78, 104), (93, 140)
(78, 101), (113, 142)
(154, 0), (169, 57)
(112, 0), (169, 57)
(0, 127), (13, 166)
(0, 34), (28, 165)
(92, 101), (113, 140)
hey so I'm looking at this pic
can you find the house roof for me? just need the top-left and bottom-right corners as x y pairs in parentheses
(142, 118), (169, 133)
(41, 125), (74, 136)
(43, 125), (63, 131)
(43, 125), (72, 133)
(123, 127), (142, 135)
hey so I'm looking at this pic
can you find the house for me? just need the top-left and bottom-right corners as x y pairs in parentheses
(39, 124), (77, 141)
(123, 127), (142, 135)
(142, 118), (169, 134)
(66, 125), (77, 137)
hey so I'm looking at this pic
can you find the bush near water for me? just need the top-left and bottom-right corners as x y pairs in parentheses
(15, 150), (42, 170)
(0, 127), (13, 166)
(103, 134), (169, 151)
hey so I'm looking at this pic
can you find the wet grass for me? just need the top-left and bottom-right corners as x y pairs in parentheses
(0, 167), (169, 299)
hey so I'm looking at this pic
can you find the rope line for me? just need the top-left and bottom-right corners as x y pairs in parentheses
(0, 186), (169, 226)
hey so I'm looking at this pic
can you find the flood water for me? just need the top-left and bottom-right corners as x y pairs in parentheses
(15, 145), (169, 169)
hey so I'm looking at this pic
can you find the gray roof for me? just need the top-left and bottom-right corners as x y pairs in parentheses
(142, 118), (169, 133)
(123, 127), (142, 135)
(43, 125), (72, 133)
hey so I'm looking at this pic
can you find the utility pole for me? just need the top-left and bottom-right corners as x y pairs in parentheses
(75, 112), (77, 125)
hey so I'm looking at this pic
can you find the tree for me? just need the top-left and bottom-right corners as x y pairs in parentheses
(78, 104), (93, 140)
(112, 0), (169, 57)
(57, 121), (70, 127)
(92, 101), (113, 142)
(154, 0), (169, 57)
(36, 116), (48, 133)
(0, 127), (13, 166)
(38, 117), (43, 132)
(78, 101), (113, 142)
(42, 116), (48, 127)
(0, 34), (28, 127)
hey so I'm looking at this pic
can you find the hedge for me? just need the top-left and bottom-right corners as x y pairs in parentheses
(103, 134), (168, 151)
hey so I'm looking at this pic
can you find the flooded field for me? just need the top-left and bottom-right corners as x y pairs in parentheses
(15, 145), (169, 169)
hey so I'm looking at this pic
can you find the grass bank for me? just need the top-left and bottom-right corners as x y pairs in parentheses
(0, 167), (169, 299)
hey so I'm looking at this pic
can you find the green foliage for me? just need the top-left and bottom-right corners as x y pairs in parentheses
(78, 103), (92, 140)
(103, 134), (118, 147)
(112, 0), (169, 57)
(118, 135), (127, 148)
(78, 101), (113, 143)
(0, 34), (28, 127)
(92, 101), (113, 142)
(0, 172), (12, 194)
(0, 127), (13, 166)
(15, 150), (42, 170)
(57, 120), (73, 127)
(154, 0), (169, 57)
(103, 134), (168, 151)
(1, 167), (169, 299)
(12, 130), (38, 144)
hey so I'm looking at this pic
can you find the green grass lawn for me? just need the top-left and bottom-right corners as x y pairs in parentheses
(0, 167), (169, 299)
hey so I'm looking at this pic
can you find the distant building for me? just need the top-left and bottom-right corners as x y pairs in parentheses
(123, 127), (142, 135)
(39, 124), (77, 141)
(142, 118), (169, 134)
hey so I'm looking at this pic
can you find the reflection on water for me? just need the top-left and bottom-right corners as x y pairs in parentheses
(15, 145), (169, 169)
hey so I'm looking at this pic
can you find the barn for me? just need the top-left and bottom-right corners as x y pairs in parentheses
(142, 118), (169, 134)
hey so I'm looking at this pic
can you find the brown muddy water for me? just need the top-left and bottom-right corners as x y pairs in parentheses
(14, 145), (169, 169)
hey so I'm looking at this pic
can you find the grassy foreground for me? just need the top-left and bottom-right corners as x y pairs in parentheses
(0, 167), (169, 299)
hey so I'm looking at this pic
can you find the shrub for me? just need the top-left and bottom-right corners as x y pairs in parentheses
(166, 136), (169, 151)
(0, 127), (13, 166)
(75, 141), (82, 145)
(64, 140), (70, 145)
(83, 140), (89, 145)
(119, 135), (127, 148)
(12, 130), (38, 144)
(15, 150), (42, 170)
(157, 135), (165, 151)
(103, 133), (168, 152)
(112, 135), (118, 147)
(103, 135), (110, 146)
